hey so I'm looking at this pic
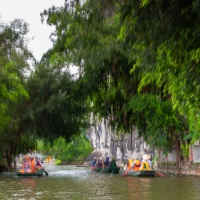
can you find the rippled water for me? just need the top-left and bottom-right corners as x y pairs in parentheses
(0, 165), (199, 200)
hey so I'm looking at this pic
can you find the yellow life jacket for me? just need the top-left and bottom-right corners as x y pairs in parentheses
(140, 161), (151, 170)
(127, 159), (133, 170)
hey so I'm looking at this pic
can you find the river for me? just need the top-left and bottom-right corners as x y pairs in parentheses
(0, 165), (199, 200)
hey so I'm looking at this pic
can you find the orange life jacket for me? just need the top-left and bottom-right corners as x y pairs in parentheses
(133, 160), (141, 171)
(31, 160), (36, 172)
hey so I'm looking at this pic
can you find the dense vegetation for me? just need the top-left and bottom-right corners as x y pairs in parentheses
(37, 133), (93, 164)
(1, 0), (200, 168)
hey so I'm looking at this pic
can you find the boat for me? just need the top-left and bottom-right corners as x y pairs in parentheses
(126, 170), (156, 177)
(100, 166), (120, 173)
(16, 169), (46, 177)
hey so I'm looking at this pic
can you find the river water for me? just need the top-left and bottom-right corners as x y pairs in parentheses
(0, 165), (199, 200)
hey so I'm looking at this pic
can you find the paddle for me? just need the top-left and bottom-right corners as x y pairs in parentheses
(110, 170), (114, 177)
(123, 170), (129, 176)
(156, 171), (165, 177)
(44, 169), (48, 176)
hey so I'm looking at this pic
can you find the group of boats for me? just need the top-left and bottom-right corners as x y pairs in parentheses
(16, 166), (156, 177)
(91, 165), (156, 177)
(16, 154), (160, 178)
(91, 156), (157, 177)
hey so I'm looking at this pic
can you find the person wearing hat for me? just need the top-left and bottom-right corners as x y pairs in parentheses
(140, 154), (152, 170)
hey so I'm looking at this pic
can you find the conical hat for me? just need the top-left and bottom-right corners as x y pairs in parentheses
(142, 154), (151, 160)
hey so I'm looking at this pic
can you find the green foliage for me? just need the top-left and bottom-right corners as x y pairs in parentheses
(40, 0), (200, 154)
(0, 19), (34, 166)
(37, 133), (93, 163)
(53, 133), (93, 162)
(180, 143), (190, 159)
(23, 61), (89, 141)
(55, 159), (62, 165)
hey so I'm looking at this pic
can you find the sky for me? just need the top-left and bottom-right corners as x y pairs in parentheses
(0, 0), (65, 61)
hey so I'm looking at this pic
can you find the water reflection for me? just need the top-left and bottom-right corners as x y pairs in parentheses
(0, 166), (199, 200)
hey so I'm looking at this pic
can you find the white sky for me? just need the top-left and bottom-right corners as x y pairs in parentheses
(0, 0), (65, 61)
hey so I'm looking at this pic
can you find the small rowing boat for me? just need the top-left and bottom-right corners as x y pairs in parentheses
(16, 169), (46, 177)
(126, 170), (156, 177)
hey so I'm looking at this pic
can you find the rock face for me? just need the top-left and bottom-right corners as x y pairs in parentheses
(86, 116), (155, 163)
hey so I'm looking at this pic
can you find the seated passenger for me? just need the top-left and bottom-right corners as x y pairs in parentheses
(127, 159), (133, 170)
(34, 156), (43, 170)
(104, 156), (110, 167)
(91, 157), (97, 170)
(95, 157), (103, 169)
(30, 156), (36, 172)
(20, 155), (31, 173)
(140, 154), (151, 170)
(109, 157), (117, 168)
(133, 159), (141, 171)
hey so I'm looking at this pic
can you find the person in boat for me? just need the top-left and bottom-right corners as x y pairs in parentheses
(127, 158), (133, 170)
(30, 156), (36, 172)
(91, 157), (97, 170)
(20, 155), (31, 173)
(34, 156), (43, 170)
(140, 154), (152, 170)
(109, 156), (117, 169)
(91, 157), (97, 167)
(95, 157), (103, 169)
(104, 156), (110, 168)
(132, 159), (141, 171)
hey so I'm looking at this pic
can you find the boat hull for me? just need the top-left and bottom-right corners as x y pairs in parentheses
(92, 166), (120, 173)
(127, 170), (156, 177)
(16, 169), (45, 177)
(100, 166), (120, 173)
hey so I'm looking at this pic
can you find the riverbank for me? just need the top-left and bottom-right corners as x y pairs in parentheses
(157, 161), (200, 176)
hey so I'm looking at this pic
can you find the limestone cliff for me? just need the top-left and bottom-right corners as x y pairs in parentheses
(86, 115), (155, 163)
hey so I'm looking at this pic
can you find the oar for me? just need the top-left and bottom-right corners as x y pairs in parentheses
(123, 170), (129, 176)
(44, 169), (48, 176)
(156, 171), (165, 177)
(110, 170), (114, 177)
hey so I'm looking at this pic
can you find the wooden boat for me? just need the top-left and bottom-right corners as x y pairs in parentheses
(126, 170), (156, 177)
(16, 169), (46, 177)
